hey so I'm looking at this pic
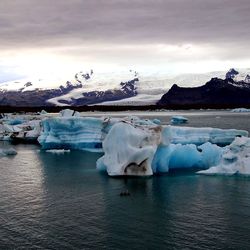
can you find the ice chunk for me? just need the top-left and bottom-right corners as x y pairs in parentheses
(97, 122), (161, 176)
(59, 109), (80, 117)
(171, 116), (188, 125)
(152, 142), (222, 173)
(0, 147), (17, 157)
(45, 149), (71, 154)
(40, 110), (48, 115)
(231, 108), (250, 112)
(197, 137), (250, 175)
(152, 118), (161, 125)
(38, 117), (116, 152)
(162, 126), (248, 146)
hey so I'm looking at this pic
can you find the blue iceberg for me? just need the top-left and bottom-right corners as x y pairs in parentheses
(171, 116), (188, 125)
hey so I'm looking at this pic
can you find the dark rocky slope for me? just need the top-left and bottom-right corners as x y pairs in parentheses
(158, 77), (250, 108)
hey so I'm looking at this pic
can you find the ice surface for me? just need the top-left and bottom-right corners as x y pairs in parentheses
(197, 137), (250, 175)
(7, 118), (24, 125)
(162, 126), (248, 146)
(38, 117), (117, 152)
(96, 122), (161, 176)
(152, 142), (222, 173)
(171, 116), (188, 125)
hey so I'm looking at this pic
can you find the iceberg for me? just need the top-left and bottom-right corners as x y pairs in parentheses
(0, 147), (17, 157)
(59, 109), (81, 117)
(162, 126), (248, 146)
(152, 142), (222, 173)
(231, 108), (250, 112)
(97, 121), (247, 176)
(38, 117), (117, 152)
(197, 137), (250, 175)
(171, 116), (188, 125)
(96, 122), (161, 176)
(36, 115), (248, 176)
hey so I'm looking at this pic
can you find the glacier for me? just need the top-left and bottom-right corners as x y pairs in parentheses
(197, 137), (250, 175)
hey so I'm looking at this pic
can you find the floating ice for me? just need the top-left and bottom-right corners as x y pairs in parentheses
(0, 147), (17, 157)
(231, 108), (250, 113)
(152, 118), (161, 125)
(59, 109), (81, 117)
(38, 117), (116, 152)
(45, 149), (71, 154)
(97, 122), (161, 176)
(197, 137), (250, 175)
(162, 126), (248, 146)
(152, 142), (222, 173)
(98, 122), (247, 176)
(171, 116), (188, 125)
(40, 110), (48, 115)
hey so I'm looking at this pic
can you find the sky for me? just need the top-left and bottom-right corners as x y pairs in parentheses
(1, 0), (250, 81)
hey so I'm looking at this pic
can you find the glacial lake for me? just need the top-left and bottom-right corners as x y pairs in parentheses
(1, 110), (250, 249)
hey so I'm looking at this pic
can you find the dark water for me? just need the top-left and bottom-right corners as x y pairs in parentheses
(1, 111), (250, 249)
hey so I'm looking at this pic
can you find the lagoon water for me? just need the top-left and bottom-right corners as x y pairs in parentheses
(1, 111), (250, 249)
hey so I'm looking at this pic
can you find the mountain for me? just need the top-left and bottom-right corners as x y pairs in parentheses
(158, 69), (250, 108)
(0, 70), (139, 106)
(0, 68), (250, 107)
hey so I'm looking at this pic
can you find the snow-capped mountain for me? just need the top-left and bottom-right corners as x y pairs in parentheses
(158, 68), (250, 108)
(0, 68), (249, 106)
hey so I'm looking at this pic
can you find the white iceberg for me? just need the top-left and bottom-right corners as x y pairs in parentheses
(197, 137), (250, 175)
(97, 122), (161, 176)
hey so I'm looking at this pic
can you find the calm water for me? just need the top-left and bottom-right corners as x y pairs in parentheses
(1, 111), (250, 249)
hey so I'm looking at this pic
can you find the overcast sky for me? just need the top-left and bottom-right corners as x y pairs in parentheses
(1, 0), (250, 81)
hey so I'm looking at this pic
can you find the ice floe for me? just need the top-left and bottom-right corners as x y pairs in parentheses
(0, 147), (17, 157)
(197, 137), (250, 175)
(162, 126), (247, 146)
(171, 116), (188, 124)
(231, 108), (250, 112)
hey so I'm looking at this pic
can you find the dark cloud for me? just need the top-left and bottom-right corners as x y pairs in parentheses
(0, 0), (250, 74)
(0, 0), (250, 48)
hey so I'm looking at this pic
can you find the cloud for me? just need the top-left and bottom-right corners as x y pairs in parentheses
(0, 0), (250, 76)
